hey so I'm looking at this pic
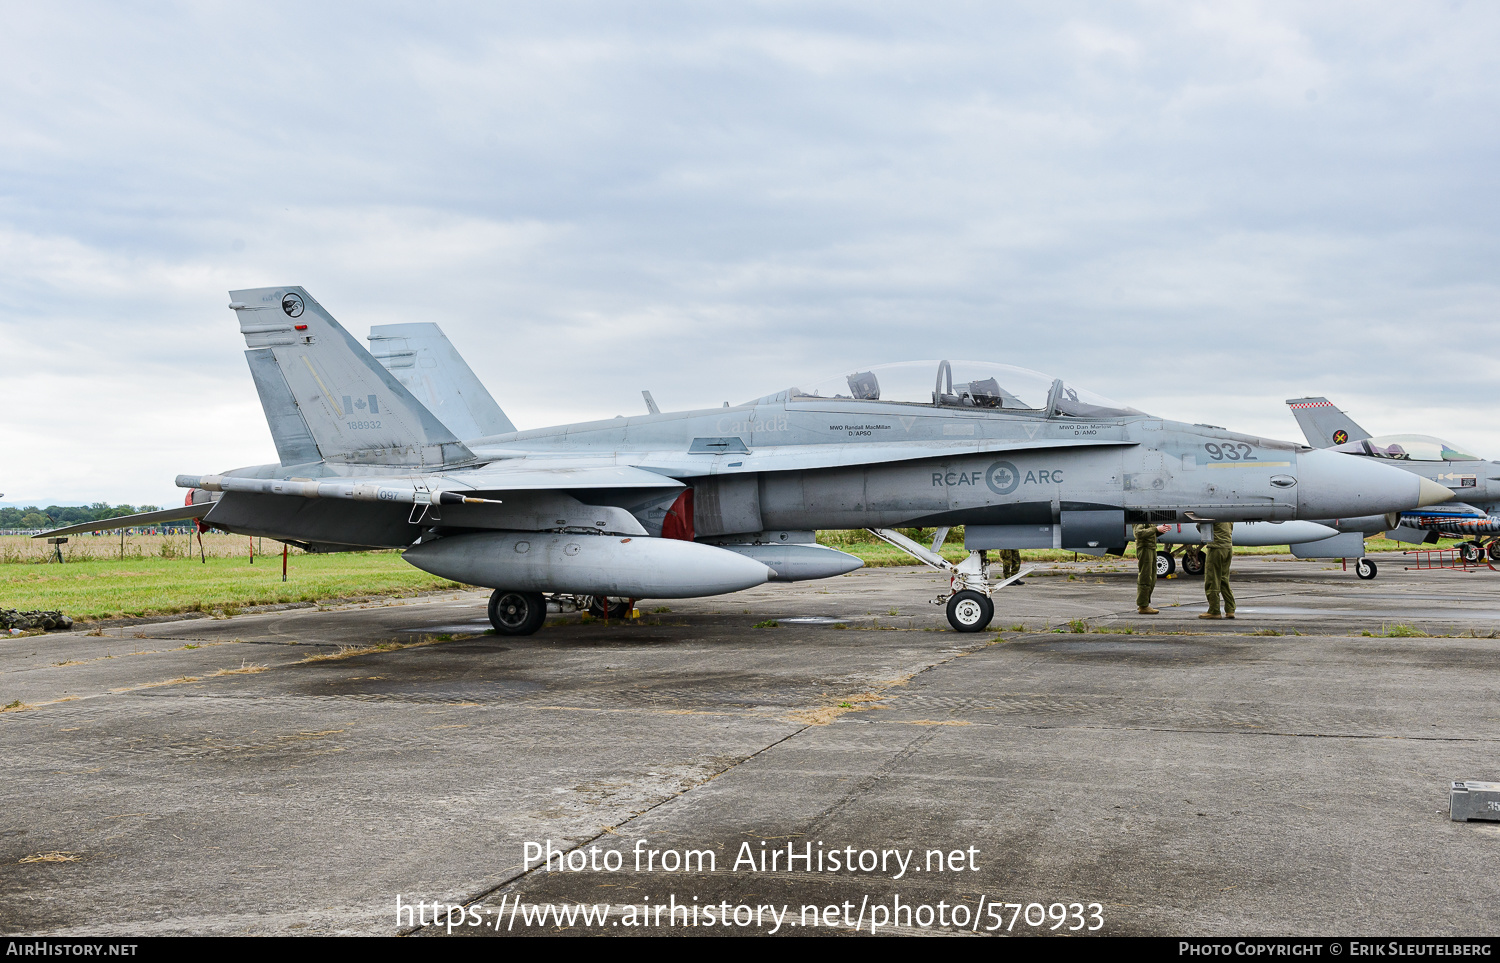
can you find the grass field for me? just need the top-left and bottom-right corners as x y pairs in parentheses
(1, 532), (301, 564)
(0, 530), (1470, 624)
(0, 538), (462, 622)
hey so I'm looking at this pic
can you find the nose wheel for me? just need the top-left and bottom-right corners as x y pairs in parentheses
(946, 590), (995, 632)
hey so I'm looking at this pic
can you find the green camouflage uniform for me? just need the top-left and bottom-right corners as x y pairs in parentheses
(1204, 522), (1235, 616)
(1134, 523), (1159, 608)
(1000, 549), (1022, 579)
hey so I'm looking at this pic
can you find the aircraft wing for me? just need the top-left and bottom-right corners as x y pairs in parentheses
(32, 503), (214, 538)
(188, 438), (1132, 504)
(172, 438), (1129, 547)
(179, 463), (685, 546)
(179, 463), (682, 500)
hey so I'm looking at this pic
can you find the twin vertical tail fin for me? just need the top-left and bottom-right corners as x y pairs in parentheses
(230, 286), (477, 468)
(367, 323), (515, 440)
(1286, 397), (1372, 449)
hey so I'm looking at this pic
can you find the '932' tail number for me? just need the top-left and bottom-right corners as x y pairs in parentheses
(1204, 442), (1255, 461)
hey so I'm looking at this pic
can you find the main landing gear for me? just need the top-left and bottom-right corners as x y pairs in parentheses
(486, 590), (635, 635)
(1455, 541), (1500, 564)
(1179, 547), (1205, 577)
(1155, 552), (1176, 577)
(1451, 540), (1500, 564)
(586, 596), (633, 620)
(488, 589), (547, 636)
(866, 528), (1032, 633)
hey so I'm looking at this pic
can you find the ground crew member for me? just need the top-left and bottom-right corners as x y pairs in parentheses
(1134, 523), (1170, 614)
(1200, 521), (1235, 619)
(1001, 548), (1023, 584)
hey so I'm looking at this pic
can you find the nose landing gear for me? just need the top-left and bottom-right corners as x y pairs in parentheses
(866, 528), (1032, 633)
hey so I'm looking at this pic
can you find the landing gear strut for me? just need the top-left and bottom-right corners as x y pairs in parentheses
(866, 528), (1032, 633)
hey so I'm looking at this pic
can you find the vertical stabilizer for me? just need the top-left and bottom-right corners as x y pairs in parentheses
(229, 287), (476, 468)
(1286, 397), (1372, 449)
(367, 323), (515, 439)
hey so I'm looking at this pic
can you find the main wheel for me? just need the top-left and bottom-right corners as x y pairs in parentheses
(946, 590), (994, 633)
(1182, 551), (1205, 577)
(587, 596), (632, 620)
(1355, 557), (1377, 580)
(1487, 542), (1500, 562)
(1459, 542), (1483, 563)
(1156, 552), (1176, 577)
(488, 589), (547, 636)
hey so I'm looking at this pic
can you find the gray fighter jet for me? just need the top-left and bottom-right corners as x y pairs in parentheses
(1289, 397), (1500, 562)
(375, 326), (1396, 583)
(39, 287), (1452, 634)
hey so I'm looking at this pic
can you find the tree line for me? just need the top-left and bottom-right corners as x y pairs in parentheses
(1, 502), (162, 530)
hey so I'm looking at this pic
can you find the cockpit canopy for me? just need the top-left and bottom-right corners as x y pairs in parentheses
(749, 361), (1145, 419)
(1333, 433), (1481, 462)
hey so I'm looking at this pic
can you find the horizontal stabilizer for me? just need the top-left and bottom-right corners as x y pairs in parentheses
(32, 503), (213, 538)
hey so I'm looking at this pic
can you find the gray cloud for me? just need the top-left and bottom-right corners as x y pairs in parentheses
(2, 2), (1497, 503)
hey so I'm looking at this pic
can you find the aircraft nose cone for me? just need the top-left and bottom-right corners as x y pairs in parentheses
(1295, 448), (1450, 519)
(1416, 477), (1455, 508)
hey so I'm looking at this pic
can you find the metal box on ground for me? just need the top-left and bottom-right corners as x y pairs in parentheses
(1449, 781), (1500, 821)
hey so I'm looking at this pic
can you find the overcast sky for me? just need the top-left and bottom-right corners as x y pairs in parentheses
(2, 2), (1496, 506)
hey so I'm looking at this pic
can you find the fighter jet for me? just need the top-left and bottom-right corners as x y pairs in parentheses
(363, 323), (1410, 585)
(39, 287), (1452, 634)
(1289, 397), (1500, 562)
